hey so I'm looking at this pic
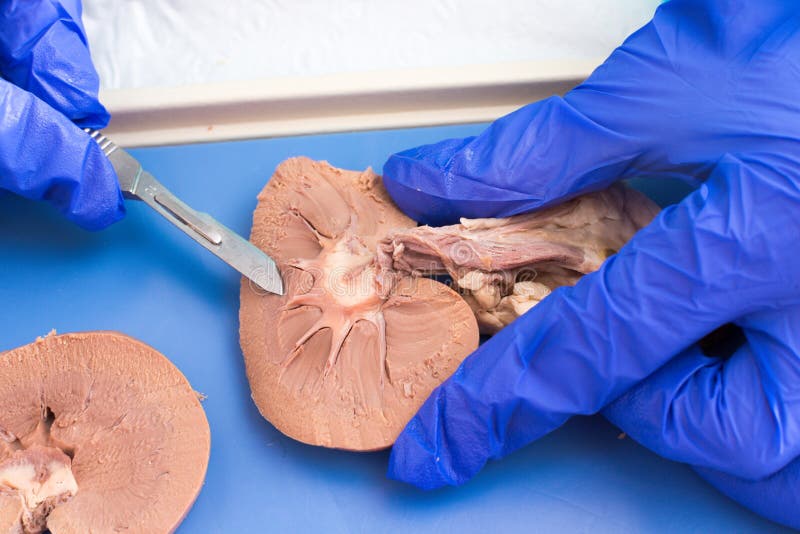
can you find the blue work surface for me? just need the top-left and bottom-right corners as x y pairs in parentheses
(0, 125), (792, 533)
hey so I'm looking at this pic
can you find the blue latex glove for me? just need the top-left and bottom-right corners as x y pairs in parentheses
(384, 0), (800, 528)
(0, 0), (123, 230)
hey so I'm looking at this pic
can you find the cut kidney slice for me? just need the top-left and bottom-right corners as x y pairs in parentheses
(240, 158), (479, 451)
(0, 332), (210, 534)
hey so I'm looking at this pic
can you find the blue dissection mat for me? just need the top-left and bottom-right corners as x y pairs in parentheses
(0, 124), (792, 533)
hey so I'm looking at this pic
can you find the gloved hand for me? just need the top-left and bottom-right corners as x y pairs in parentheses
(0, 0), (123, 230)
(383, 0), (800, 529)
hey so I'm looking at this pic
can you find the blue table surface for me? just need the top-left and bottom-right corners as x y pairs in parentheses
(0, 124), (792, 533)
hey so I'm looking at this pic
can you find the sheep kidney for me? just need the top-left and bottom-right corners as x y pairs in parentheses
(239, 157), (479, 451)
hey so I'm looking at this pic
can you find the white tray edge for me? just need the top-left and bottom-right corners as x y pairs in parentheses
(101, 59), (599, 147)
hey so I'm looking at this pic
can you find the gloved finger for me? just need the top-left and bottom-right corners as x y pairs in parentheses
(388, 154), (800, 489)
(694, 458), (800, 531)
(603, 306), (800, 481)
(382, 94), (643, 225)
(0, 78), (123, 230)
(0, 0), (109, 128)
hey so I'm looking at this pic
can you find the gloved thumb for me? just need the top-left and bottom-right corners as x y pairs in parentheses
(383, 94), (640, 226)
(0, 0), (110, 128)
(0, 78), (124, 230)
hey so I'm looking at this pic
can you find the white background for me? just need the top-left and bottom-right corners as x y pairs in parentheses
(83, 0), (659, 90)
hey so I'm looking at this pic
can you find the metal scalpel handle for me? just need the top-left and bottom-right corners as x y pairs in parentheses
(85, 129), (284, 295)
